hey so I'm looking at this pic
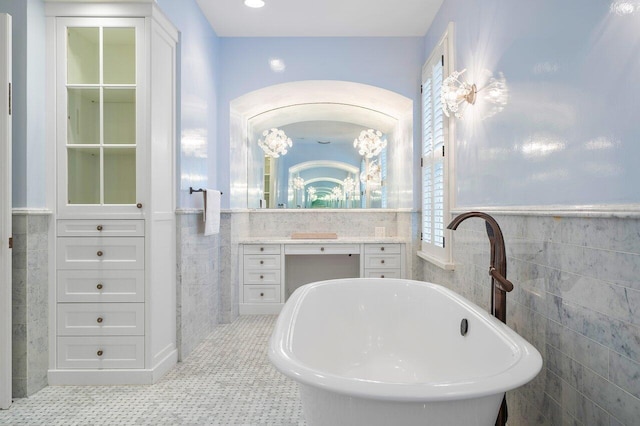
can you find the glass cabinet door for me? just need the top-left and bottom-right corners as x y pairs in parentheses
(65, 24), (138, 206)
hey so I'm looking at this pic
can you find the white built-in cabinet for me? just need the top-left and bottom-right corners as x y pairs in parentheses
(46, 2), (178, 385)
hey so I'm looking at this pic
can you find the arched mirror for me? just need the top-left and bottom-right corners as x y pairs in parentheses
(247, 102), (396, 208)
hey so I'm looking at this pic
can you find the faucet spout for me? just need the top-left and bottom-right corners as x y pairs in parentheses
(447, 212), (513, 323)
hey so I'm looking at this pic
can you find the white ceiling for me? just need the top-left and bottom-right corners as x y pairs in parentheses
(195, 0), (444, 37)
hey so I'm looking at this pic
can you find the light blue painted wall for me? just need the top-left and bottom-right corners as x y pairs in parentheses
(424, 0), (640, 207)
(0, 0), (46, 208)
(156, 0), (220, 209)
(217, 37), (424, 209)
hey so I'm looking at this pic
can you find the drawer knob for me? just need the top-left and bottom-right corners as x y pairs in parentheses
(260, 260), (264, 265)
(381, 260), (385, 264)
(97, 283), (103, 290)
(97, 225), (103, 231)
(260, 275), (264, 279)
(97, 251), (103, 257)
(97, 350), (103, 357)
(381, 247), (385, 251)
(136, 203), (143, 209)
(260, 293), (264, 297)
(320, 247), (325, 252)
(97, 317), (103, 323)
(260, 247), (264, 252)
(381, 275), (385, 278)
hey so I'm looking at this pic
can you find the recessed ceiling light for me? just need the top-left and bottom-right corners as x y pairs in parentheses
(244, 0), (265, 8)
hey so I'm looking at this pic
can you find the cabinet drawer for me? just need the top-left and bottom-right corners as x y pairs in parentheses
(57, 270), (144, 303)
(57, 237), (144, 270)
(243, 270), (281, 285)
(364, 254), (402, 269)
(57, 303), (145, 336)
(58, 220), (144, 237)
(364, 244), (401, 254)
(57, 336), (144, 369)
(285, 244), (360, 255)
(244, 254), (281, 270)
(243, 285), (281, 303)
(364, 269), (401, 279)
(243, 244), (281, 255)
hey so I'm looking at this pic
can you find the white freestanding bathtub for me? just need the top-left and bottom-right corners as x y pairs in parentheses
(269, 278), (542, 426)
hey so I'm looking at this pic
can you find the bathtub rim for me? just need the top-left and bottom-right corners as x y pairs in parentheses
(269, 278), (543, 403)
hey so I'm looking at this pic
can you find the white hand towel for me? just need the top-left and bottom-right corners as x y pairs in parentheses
(204, 189), (221, 236)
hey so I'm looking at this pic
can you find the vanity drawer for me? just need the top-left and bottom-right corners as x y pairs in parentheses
(364, 269), (401, 279)
(285, 244), (360, 255)
(243, 254), (281, 270)
(57, 303), (145, 336)
(57, 336), (144, 369)
(364, 254), (402, 269)
(57, 270), (144, 303)
(58, 219), (144, 237)
(243, 270), (281, 285)
(243, 244), (281, 255)
(57, 237), (144, 270)
(364, 244), (401, 254)
(243, 285), (281, 303)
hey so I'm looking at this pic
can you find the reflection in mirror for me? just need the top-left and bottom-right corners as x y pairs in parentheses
(247, 103), (396, 208)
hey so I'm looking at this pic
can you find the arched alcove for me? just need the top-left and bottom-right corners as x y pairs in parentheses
(229, 80), (413, 209)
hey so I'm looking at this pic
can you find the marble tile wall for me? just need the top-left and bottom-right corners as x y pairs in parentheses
(11, 213), (50, 398)
(176, 213), (220, 361)
(421, 213), (640, 425)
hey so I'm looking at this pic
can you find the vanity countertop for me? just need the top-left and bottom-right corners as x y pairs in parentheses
(239, 237), (407, 245)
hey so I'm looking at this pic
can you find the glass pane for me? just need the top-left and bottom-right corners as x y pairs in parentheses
(67, 27), (99, 84)
(104, 147), (136, 204)
(104, 89), (136, 145)
(103, 27), (135, 84)
(68, 148), (100, 204)
(67, 88), (100, 145)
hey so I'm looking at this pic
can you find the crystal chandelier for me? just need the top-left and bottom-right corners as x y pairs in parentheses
(353, 129), (387, 158)
(441, 69), (477, 119)
(292, 176), (305, 190)
(306, 186), (317, 202)
(331, 186), (343, 200)
(258, 128), (292, 158)
(342, 177), (356, 194)
(360, 160), (382, 187)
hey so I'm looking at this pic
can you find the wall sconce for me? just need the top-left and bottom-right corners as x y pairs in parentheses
(441, 69), (477, 119)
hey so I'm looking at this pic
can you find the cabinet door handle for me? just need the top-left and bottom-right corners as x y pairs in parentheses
(260, 275), (264, 279)
(97, 283), (103, 290)
(97, 350), (103, 357)
(97, 251), (103, 257)
(381, 247), (385, 251)
(381, 259), (385, 264)
(97, 225), (103, 231)
(97, 317), (104, 323)
(381, 275), (385, 278)
(320, 247), (325, 252)
(260, 247), (264, 252)
(136, 203), (143, 209)
(260, 293), (264, 297)
(260, 260), (264, 265)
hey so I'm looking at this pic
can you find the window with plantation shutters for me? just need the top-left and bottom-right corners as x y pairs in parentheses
(419, 24), (454, 269)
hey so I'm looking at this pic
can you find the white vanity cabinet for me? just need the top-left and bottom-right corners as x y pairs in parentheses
(239, 241), (406, 314)
(240, 245), (283, 311)
(47, 3), (178, 385)
(363, 244), (403, 279)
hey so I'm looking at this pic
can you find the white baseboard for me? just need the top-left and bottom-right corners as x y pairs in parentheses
(48, 351), (177, 386)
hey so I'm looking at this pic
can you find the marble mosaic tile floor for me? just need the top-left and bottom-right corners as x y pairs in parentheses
(0, 315), (305, 425)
